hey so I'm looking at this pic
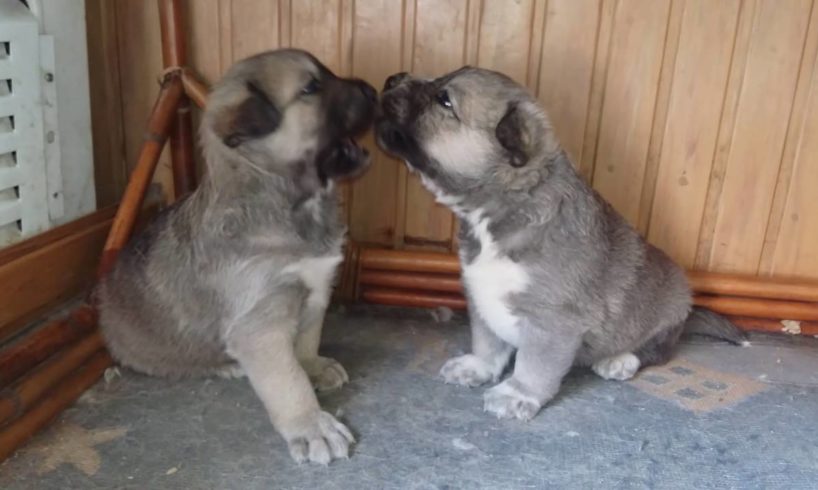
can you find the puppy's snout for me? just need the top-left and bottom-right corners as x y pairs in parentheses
(384, 72), (409, 92)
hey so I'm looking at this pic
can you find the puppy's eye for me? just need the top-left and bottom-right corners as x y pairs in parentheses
(301, 77), (321, 96)
(436, 90), (453, 110)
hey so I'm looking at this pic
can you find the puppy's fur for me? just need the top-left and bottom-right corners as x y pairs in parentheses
(376, 68), (746, 421)
(98, 49), (377, 464)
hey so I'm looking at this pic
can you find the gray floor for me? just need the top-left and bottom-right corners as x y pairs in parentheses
(2, 305), (818, 489)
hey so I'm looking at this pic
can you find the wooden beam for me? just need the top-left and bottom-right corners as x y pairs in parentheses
(0, 332), (105, 426)
(0, 350), (111, 462)
(0, 208), (115, 342)
(98, 77), (183, 277)
(0, 305), (97, 389)
(159, 0), (197, 199)
(357, 247), (818, 324)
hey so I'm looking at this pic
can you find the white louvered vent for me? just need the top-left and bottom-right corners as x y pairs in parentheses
(0, 0), (59, 246)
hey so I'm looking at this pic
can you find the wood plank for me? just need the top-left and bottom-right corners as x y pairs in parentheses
(768, 52), (818, 278)
(230, 0), (280, 62)
(706, 0), (812, 274)
(187, 0), (225, 83)
(476, 0), (533, 85)
(290, 0), (342, 72)
(115, 0), (173, 203)
(637, 0), (685, 235)
(537, 0), (601, 166)
(85, 0), (128, 207)
(760, 3), (818, 279)
(0, 212), (113, 337)
(647, 0), (740, 267)
(591, 0), (671, 225)
(348, 0), (405, 246)
(402, 0), (468, 248)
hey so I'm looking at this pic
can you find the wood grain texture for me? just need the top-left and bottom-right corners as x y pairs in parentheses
(402, 0), (468, 247)
(85, 0), (128, 208)
(537, 0), (600, 164)
(82, 0), (818, 280)
(647, 0), (740, 267)
(592, 0), (671, 225)
(114, 0), (174, 202)
(348, 0), (405, 245)
(706, 0), (812, 274)
(476, 0), (533, 85)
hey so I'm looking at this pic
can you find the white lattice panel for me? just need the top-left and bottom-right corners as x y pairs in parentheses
(0, 0), (50, 246)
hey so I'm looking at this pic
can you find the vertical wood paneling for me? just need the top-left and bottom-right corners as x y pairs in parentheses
(114, 0), (173, 202)
(769, 67), (818, 278)
(187, 2), (224, 83)
(290, 0), (342, 72)
(85, 0), (127, 207)
(706, 0), (812, 274)
(537, 0), (600, 165)
(764, 3), (818, 279)
(592, 0), (671, 225)
(476, 0), (534, 85)
(348, 0), (405, 245)
(647, 0), (740, 267)
(402, 0), (468, 247)
(230, 0), (280, 62)
(82, 0), (818, 280)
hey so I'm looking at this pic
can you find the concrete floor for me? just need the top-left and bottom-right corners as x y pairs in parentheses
(2, 305), (817, 489)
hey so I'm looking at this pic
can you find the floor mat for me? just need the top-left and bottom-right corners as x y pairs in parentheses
(1, 305), (817, 489)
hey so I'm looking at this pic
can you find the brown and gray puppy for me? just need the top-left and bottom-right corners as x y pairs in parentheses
(375, 67), (746, 421)
(97, 49), (377, 464)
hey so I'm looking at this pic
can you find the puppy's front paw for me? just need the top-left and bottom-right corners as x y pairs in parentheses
(284, 411), (355, 465)
(483, 380), (542, 421)
(306, 357), (349, 392)
(440, 354), (497, 387)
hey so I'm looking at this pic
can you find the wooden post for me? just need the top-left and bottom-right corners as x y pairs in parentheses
(98, 77), (183, 278)
(181, 69), (208, 109)
(356, 247), (818, 323)
(0, 351), (111, 462)
(159, 0), (196, 199)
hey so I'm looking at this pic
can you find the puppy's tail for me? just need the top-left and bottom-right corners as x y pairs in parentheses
(683, 306), (750, 346)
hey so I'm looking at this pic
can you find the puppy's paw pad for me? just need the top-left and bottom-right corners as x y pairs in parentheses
(286, 411), (355, 465)
(483, 381), (542, 421)
(308, 357), (349, 392)
(592, 353), (641, 381)
(439, 354), (495, 387)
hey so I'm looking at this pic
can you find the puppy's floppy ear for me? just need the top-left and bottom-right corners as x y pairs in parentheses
(223, 82), (281, 148)
(495, 103), (532, 168)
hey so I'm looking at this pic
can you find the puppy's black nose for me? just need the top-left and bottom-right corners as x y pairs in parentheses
(384, 72), (409, 91)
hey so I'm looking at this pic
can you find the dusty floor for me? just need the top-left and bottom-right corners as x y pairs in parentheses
(2, 305), (818, 489)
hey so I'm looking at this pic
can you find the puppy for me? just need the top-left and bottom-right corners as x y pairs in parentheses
(97, 49), (377, 464)
(375, 67), (746, 421)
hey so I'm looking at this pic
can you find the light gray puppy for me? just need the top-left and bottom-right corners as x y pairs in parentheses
(375, 67), (746, 421)
(97, 49), (377, 464)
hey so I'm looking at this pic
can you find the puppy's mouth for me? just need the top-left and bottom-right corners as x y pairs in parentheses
(316, 137), (371, 184)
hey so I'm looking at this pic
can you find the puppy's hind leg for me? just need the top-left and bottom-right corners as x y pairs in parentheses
(226, 303), (353, 465)
(593, 323), (685, 381)
(483, 328), (582, 421)
(592, 352), (641, 381)
(440, 312), (513, 387)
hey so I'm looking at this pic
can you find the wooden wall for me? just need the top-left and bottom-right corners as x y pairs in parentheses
(86, 0), (818, 280)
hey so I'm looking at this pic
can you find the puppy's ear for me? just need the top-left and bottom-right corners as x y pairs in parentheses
(223, 82), (281, 148)
(495, 103), (531, 168)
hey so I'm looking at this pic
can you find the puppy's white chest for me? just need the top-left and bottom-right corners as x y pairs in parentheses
(461, 211), (528, 345)
(283, 253), (343, 310)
